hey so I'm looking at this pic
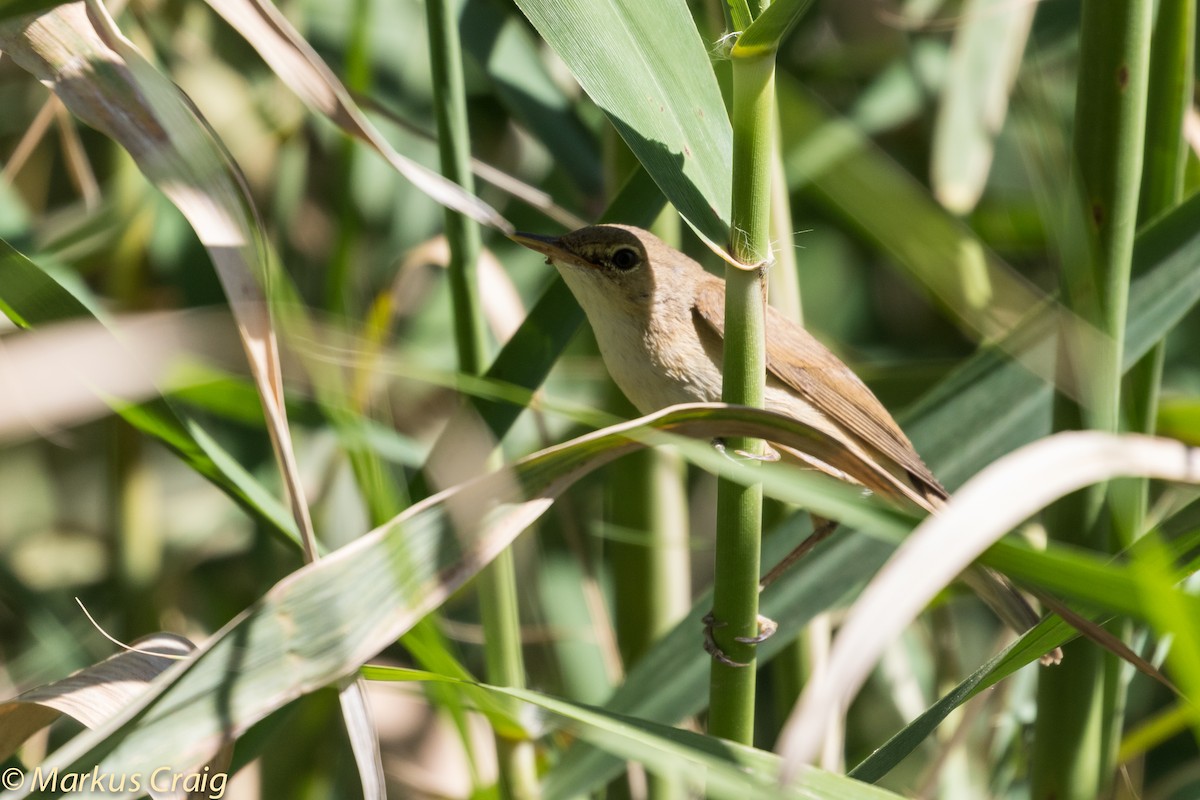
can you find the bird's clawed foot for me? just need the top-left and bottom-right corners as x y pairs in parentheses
(702, 612), (778, 667)
(711, 438), (781, 463)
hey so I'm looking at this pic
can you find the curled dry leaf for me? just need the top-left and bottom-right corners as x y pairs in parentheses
(0, 633), (233, 800)
(0, 633), (195, 759)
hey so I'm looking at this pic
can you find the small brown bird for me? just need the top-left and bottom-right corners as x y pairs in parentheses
(512, 224), (1055, 663)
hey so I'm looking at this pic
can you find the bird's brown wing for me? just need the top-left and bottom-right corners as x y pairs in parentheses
(693, 276), (946, 506)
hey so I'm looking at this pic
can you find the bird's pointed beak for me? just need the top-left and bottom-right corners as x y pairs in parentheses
(510, 231), (567, 260)
(510, 231), (599, 272)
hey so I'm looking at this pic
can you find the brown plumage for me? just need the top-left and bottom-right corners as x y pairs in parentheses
(514, 223), (944, 512)
(692, 276), (947, 512)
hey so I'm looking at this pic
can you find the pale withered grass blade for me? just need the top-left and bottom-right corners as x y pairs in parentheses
(355, 94), (590, 230)
(777, 432), (1200, 778)
(0, 309), (240, 444)
(0, 3), (383, 789)
(0, 633), (195, 758)
(202, 0), (512, 233)
(0, 0), (318, 557)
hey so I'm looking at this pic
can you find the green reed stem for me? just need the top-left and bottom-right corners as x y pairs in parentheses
(1032, 1), (1152, 797)
(708, 50), (774, 744)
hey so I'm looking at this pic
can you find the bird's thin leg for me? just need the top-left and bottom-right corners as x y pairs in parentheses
(702, 518), (841, 666)
(758, 517), (841, 592)
(711, 438), (781, 463)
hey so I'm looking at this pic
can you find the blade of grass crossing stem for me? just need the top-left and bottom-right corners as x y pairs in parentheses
(1033, 2), (1152, 797)
(0, 405), (905, 797)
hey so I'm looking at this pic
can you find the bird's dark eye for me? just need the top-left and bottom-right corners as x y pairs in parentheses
(611, 247), (640, 271)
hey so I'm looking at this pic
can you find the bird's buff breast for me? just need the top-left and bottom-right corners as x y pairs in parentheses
(589, 302), (833, 435)
(589, 308), (724, 414)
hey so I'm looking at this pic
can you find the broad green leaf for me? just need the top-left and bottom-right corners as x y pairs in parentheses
(363, 665), (908, 800)
(512, 0), (732, 248)
(931, 0), (1034, 213)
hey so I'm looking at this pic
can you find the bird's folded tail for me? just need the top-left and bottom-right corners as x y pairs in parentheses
(962, 567), (1063, 665)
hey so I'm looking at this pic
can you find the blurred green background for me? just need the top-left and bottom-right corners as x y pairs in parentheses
(1, 0), (1199, 797)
